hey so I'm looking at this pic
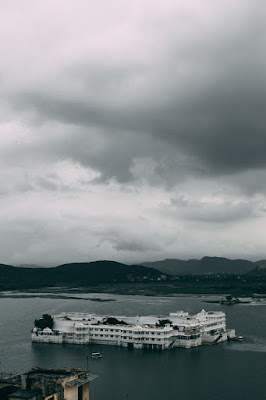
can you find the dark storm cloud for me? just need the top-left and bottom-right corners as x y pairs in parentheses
(6, 0), (266, 187)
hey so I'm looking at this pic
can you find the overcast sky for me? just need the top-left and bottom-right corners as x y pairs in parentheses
(1, 0), (266, 266)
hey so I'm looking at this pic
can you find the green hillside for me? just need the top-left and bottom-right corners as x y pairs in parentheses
(0, 260), (167, 290)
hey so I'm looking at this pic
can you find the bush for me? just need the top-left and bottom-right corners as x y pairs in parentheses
(156, 319), (172, 327)
(35, 314), (54, 330)
(104, 317), (128, 325)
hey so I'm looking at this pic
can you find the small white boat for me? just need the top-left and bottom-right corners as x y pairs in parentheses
(91, 352), (102, 359)
(230, 335), (243, 342)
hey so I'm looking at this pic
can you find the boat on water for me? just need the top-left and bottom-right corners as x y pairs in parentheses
(234, 336), (243, 341)
(228, 334), (243, 342)
(91, 352), (102, 359)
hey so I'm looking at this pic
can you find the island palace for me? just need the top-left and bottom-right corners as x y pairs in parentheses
(32, 309), (237, 350)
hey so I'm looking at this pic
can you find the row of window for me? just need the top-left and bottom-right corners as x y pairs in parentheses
(92, 335), (164, 342)
(73, 325), (204, 334)
(207, 322), (223, 327)
(92, 328), (120, 332)
(34, 332), (199, 342)
(90, 328), (169, 335)
(75, 327), (88, 331)
(69, 333), (168, 339)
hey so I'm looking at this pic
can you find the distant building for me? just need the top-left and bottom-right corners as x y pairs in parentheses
(0, 368), (97, 400)
(32, 309), (236, 349)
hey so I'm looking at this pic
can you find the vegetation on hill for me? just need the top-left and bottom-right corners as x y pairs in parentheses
(254, 260), (266, 272)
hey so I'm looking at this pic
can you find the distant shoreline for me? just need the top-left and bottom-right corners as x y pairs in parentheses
(0, 281), (266, 298)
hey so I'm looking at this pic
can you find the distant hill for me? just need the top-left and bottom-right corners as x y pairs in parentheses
(255, 260), (266, 269)
(0, 260), (168, 290)
(140, 256), (255, 275)
(53, 261), (167, 284)
(0, 263), (17, 269)
(1, 258), (266, 295)
(248, 260), (266, 275)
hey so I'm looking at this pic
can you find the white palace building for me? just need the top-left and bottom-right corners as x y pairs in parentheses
(32, 310), (236, 350)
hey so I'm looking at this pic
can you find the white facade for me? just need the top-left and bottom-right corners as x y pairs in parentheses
(32, 310), (235, 350)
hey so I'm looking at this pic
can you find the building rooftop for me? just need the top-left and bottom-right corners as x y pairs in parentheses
(1, 367), (98, 400)
(66, 374), (98, 387)
(24, 367), (85, 377)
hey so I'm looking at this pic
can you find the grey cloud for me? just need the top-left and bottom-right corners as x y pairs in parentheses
(2, 0), (266, 265)
(222, 169), (266, 196)
(161, 196), (256, 223)
(106, 236), (158, 253)
(1, 1), (266, 192)
(34, 176), (68, 192)
(1, 1), (265, 189)
(0, 207), (164, 265)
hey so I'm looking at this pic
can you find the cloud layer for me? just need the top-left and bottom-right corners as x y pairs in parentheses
(1, 0), (266, 265)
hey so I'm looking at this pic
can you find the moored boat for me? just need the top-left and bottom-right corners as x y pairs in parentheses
(228, 335), (243, 342)
(91, 352), (102, 359)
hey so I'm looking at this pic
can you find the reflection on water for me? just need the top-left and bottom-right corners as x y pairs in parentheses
(0, 292), (266, 400)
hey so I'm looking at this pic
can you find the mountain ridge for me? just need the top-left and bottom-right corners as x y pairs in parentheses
(140, 256), (256, 275)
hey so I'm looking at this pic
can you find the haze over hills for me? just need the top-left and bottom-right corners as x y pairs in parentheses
(16, 264), (45, 268)
(140, 256), (256, 275)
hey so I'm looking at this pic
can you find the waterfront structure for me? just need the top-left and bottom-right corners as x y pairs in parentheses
(0, 368), (97, 400)
(220, 295), (240, 305)
(32, 310), (236, 350)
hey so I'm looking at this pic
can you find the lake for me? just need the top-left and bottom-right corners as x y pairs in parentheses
(0, 291), (265, 400)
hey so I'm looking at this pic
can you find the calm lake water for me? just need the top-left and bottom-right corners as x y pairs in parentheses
(0, 291), (265, 400)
